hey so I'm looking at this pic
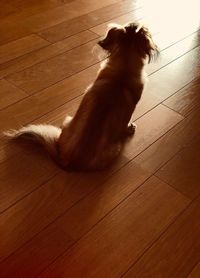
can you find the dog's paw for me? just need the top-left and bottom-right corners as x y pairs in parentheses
(126, 123), (137, 135)
(61, 115), (73, 128)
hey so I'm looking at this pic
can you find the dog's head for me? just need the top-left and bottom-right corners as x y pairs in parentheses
(98, 22), (158, 62)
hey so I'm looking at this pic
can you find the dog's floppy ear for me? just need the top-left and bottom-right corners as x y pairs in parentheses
(125, 23), (158, 62)
(135, 25), (158, 62)
(98, 24), (125, 52)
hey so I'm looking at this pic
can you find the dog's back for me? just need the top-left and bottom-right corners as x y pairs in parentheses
(58, 74), (140, 170)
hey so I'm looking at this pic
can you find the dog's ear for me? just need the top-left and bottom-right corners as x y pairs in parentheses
(98, 24), (125, 52)
(136, 26), (158, 62)
(125, 23), (159, 62)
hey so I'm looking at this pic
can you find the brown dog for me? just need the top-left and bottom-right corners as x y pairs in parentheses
(4, 22), (158, 171)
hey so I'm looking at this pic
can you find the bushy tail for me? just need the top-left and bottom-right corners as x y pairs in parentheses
(4, 124), (62, 160)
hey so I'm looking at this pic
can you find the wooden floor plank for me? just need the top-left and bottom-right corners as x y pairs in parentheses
(123, 198), (200, 278)
(2, 0), (64, 9)
(38, 0), (140, 43)
(188, 262), (200, 278)
(0, 145), (60, 213)
(0, 3), (19, 19)
(0, 34), (49, 65)
(0, 0), (117, 45)
(9, 0), (65, 13)
(6, 39), (99, 94)
(134, 107), (200, 174)
(0, 159), (148, 276)
(90, 10), (143, 36)
(124, 104), (183, 160)
(133, 44), (200, 120)
(147, 31), (200, 75)
(0, 95), (45, 133)
(91, 0), (200, 39)
(0, 1), (67, 27)
(0, 139), (23, 164)
(0, 20), (31, 47)
(0, 169), (113, 262)
(156, 136), (200, 200)
(38, 176), (189, 278)
(0, 30), (98, 79)
(164, 77), (200, 116)
(0, 79), (27, 110)
(14, 0), (118, 33)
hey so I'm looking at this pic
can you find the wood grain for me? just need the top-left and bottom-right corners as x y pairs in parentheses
(38, 0), (140, 42)
(134, 107), (200, 174)
(17, 0), (118, 32)
(0, 30), (98, 79)
(6, 39), (99, 94)
(156, 136), (200, 200)
(0, 34), (49, 65)
(39, 176), (189, 278)
(0, 79), (27, 110)
(132, 44), (200, 120)
(0, 20), (31, 46)
(124, 104), (183, 159)
(0, 146), (59, 213)
(124, 199), (200, 278)
(0, 95), (44, 133)
(142, 44), (200, 100)
(91, 0), (200, 38)
(189, 262), (200, 278)
(0, 160), (148, 276)
(147, 31), (200, 75)
(0, 3), (19, 19)
(0, 0), (117, 45)
(9, 0), (65, 14)
(0, 1), (200, 277)
(164, 77), (200, 116)
(0, 169), (112, 261)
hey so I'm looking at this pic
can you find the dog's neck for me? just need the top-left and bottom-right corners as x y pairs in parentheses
(98, 53), (147, 84)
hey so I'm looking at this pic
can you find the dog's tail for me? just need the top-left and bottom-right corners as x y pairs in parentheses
(4, 124), (62, 160)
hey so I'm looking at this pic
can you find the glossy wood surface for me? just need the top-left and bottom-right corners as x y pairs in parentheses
(0, 0), (200, 277)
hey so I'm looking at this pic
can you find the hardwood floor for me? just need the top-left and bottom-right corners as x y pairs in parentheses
(0, 0), (200, 277)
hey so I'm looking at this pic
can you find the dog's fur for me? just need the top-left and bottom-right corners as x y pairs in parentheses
(4, 22), (158, 171)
